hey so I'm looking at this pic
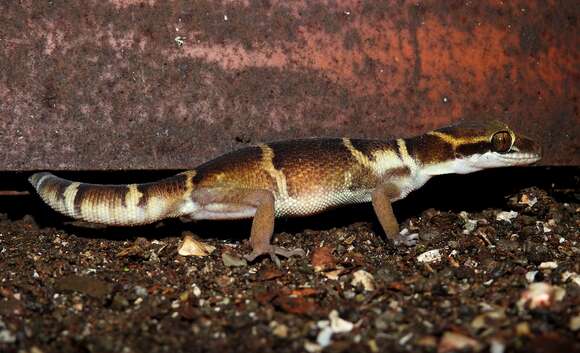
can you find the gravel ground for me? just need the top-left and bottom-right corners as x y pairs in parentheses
(0, 168), (578, 353)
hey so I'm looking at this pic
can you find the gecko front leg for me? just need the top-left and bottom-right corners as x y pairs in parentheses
(371, 183), (419, 246)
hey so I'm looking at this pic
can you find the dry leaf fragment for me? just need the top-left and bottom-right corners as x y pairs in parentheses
(178, 233), (215, 257)
(496, 210), (518, 222)
(286, 287), (321, 297)
(518, 194), (538, 207)
(255, 266), (284, 281)
(311, 245), (337, 272)
(274, 294), (319, 316)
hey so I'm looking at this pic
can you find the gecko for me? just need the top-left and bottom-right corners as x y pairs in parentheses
(29, 120), (541, 264)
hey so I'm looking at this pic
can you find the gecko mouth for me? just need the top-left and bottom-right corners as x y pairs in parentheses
(498, 153), (542, 165)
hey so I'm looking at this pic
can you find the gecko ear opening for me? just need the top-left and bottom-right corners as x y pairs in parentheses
(491, 131), (512, 153)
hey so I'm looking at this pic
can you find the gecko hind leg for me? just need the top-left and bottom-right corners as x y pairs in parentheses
(189, 187), (305, 265)
(240, 189), (305, 266)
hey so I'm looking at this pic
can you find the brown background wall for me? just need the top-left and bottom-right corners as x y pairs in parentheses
(0, 0), (577, 170)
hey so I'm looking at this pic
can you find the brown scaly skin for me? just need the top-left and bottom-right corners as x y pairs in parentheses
(29, 120), (542, 264)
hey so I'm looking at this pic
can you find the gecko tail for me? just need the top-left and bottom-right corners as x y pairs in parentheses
(28, 171), (196, 226)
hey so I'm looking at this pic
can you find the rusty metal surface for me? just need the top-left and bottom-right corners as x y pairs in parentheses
(0, 1), (577, 170)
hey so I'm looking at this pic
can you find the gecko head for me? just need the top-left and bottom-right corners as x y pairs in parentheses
(425, 120), (542, 174)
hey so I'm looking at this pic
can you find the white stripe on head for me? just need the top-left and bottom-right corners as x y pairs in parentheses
(421, 151), (541, 176)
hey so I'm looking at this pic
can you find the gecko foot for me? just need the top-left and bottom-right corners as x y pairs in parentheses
(244, 245), (306, 267)
(393, 228), (419, 247)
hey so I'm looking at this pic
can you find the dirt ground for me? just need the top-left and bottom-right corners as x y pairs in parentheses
(0, 168), (578, 353)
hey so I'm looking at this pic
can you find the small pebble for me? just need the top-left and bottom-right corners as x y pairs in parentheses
(315, 310), (354, 348)
(191, 284), (202, 297)
(561, 271), (580, 286)
(134, 285), (148, 298)
(399, 332), (413, 345)
(537, 221), (552, 233)
(270, 321), (289, 338)
(490, 339), (506, 353)
(367, 339), (379, 353)
(343, 290), (356, 299)
(517, 282), (566, 310)
(0, 320), (16, 343)
(221, 253), (247, 267)
(329, 310), (354, 333)
(417, 335), (438, 348)
(417, 249), (442, 263)
(304, 341), (322, 353)
(438, 332), (482, 353)
(471, 309), (506, 330)
(569, 314), (580, 331)
(316, 326), (333, 348)
(516, 322), (531, 336)
(539, 261), (558, 270)
(459, 211), (477, 233)
(351, 270), (375, 291)
(323, 268), (345, 280)
(525, 271), (538, 283)
(463, 219), (477, 234)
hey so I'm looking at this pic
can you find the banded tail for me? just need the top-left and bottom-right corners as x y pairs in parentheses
(29, 171), (196, 226)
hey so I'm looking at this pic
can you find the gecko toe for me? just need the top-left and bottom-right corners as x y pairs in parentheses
(244, 252), (260, 263)
(245, 245), (305, 266)
(272, 246), (306, 258)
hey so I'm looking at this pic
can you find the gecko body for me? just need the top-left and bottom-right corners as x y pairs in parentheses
(30, 120), (541, 263)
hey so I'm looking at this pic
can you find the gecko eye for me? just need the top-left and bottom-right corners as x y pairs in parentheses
(491, 131), (512, 153)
